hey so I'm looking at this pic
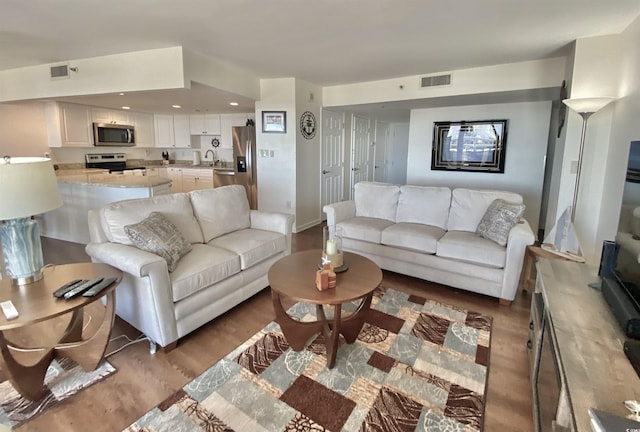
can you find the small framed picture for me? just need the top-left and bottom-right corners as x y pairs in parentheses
(262, 111), (287, 133)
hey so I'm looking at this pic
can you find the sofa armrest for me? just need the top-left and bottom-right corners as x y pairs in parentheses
(85, 242), (169, 277)
(323, 201), (356, 227)
(501, 219), (536, 301)
(250, 210), (294, 235)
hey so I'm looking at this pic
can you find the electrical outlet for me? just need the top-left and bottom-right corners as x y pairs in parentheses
(286, 201), (291, 209)
(270, 150), (275, 158)
(571, 160), (578, 174)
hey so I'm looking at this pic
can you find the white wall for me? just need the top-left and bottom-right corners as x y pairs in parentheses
(323, 58), (565, 108)
(295, 79), (323, 231)
(407, 101), (551, 231)
(0, 102), (49, 156)
(608, 17), (640, 234)
(256, 78), (296, 220)
(388, 123), (409, 184)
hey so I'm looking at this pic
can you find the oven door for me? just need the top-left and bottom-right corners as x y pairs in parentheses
(93, 123), (135, 146)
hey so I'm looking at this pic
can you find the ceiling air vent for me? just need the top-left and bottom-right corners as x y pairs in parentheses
(50, 64), (70, 80)
(420, 73), (452, 88)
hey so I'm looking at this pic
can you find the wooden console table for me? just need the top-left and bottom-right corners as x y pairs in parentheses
(530, 259), (640, 431)
(0, 263), (121, 400)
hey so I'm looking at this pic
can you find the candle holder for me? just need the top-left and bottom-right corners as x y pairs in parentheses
(322, 225), (344, 269)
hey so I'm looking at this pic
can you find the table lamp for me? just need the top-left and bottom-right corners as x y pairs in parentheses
(0, 156), (62, 285)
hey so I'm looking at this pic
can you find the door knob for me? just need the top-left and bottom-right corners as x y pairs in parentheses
(322, 170), (329, 174)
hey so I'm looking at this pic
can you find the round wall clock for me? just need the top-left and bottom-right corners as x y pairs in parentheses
(211, 138), (220, 147)
(300, 111), (317, 140)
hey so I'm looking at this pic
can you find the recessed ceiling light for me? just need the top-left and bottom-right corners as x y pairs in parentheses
(119, 93), (125, 96)
(229, 102), (239, 106)
(121, 106), (131, 110)
(172, 105), (182, 109)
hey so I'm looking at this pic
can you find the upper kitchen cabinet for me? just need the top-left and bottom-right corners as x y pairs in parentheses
(220, 113), (255, 149)
(154, 114), (174, 147)
(190, 114), (221, 135)
(173, 115), (192, 148)
(45, 102), (93, 147)
(154, 114), (191, 148)
(91, 108), (132, 125)
(130, 112), (155, 148)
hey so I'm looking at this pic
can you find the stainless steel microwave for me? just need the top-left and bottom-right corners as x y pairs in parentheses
(93, 123), (135, 146)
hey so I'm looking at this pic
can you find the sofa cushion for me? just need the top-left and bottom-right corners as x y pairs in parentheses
(124, 212), (193, 272)
(101, 193), (203, 245)
(437, 231), (506, 268)
(396, 185), (451, 230)
(354, 182), (400, 222)
(381, 223), (445, 254)
(208, 228), (286, 270)
(170, 244), (241, 302)
(190, 185), (251, 242)
(447, 189), (524, 233)
(476, 199), (526, 246)
(338, 217), (395, 244)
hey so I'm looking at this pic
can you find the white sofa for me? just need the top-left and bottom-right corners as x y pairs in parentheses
(86, 185), (294, 350)
(323, 182), (535, 304)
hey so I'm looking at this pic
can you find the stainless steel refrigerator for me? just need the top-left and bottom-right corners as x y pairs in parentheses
(232, 125), (257, 209)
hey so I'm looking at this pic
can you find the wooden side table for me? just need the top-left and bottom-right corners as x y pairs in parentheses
(521, 245), (574, 292)
(0, 263), (121, 401)
(268, 249), (383, 368)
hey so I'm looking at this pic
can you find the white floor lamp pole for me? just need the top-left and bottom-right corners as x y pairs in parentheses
(563, 97), (615, 223)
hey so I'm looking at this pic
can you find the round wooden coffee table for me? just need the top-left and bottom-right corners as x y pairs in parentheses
(0, 262), (121, 401)
(268, 249), (382, 368)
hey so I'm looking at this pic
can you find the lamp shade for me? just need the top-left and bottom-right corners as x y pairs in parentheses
(0, 157), (62, 220)
(562, 97), (615, 114)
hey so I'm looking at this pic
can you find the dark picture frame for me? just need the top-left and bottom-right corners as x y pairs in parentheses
(262, 111), (287, 133)
(432, 119), (508, 173)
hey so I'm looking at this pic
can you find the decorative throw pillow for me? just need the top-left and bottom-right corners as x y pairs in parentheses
(124, 212), (192, 272)
(476, 199), (526, 246)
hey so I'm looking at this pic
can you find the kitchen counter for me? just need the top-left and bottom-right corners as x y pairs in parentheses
(57, 173), (171, 188)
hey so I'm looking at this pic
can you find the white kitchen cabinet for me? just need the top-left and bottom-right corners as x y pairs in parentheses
(173, 115), (192, 148)
(45, 102), (93, 147)
(91, 108), (132, 125)
(131, 112), (155, 148)
(189, 114), (221, 135)
(182, 168), (213, 192)
(220, 113), (254, 149)
(154, 114), (175, 148)
(165, 167), (183, 193)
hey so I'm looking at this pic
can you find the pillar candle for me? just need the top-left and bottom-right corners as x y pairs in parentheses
(326, 239), (337, 255)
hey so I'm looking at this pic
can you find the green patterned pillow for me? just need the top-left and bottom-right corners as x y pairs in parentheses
(476, 199), (525, 246)
(124, 212), (192, 272)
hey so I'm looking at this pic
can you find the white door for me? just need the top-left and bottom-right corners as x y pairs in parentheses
(350, 115), (372, 197)
(374, 121), (389, 182)
(321, 109), (345, 213)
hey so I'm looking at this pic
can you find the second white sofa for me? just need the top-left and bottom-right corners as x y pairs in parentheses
(323, 182), (535, 304)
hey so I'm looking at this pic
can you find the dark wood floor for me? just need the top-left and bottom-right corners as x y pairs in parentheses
(15, 225), (534, 431)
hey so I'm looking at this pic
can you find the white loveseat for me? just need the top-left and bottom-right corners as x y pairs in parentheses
(323, 182), (535, 304)
(86, 185), (294, 350)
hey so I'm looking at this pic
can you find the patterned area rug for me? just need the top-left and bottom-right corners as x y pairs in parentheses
(124, 287), (492, 432)
(0, 357), (115, 428)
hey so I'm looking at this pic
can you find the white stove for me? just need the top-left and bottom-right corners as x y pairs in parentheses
(85, 153), (146, 175)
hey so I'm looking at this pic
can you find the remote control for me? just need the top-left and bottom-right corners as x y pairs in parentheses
(82, 277), (117, 297)
(52, 279), (84, 298)
(63, 278), (103, 300)
(0, 301), (19, 320)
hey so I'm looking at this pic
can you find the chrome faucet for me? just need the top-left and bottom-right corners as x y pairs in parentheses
(205, 149), (214, 161)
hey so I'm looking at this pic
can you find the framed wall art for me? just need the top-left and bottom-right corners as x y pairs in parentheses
(432, 119), (508, 173)
(262, 111), (287, 133)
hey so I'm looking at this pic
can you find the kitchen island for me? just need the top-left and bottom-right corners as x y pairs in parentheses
(39, 172), (172, 244)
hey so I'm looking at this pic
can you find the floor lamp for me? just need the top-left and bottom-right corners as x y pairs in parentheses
(562, 97), (615, 222)
(0, 157), (62, 285)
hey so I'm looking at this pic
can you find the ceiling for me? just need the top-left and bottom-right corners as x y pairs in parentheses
(2, 0), (640, 121)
